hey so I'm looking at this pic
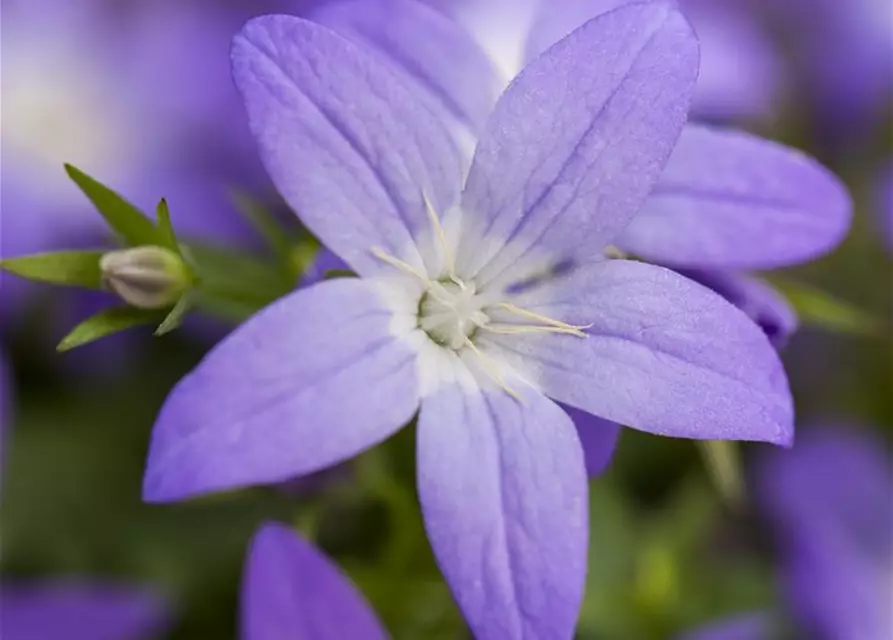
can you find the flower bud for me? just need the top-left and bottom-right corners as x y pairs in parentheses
(100, 246), (190, 309)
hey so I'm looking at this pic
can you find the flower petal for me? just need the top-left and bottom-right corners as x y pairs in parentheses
(486, 260), (793, 444)
(458, 2), (699, 286)
(417, 377), (588, 639)
(678, 269), (798, 349)
(309, 0), (500, 139)
(242, 523), (388, 640)
(143, 279), (420, 502)
(618, 125), (853, 270)
(0, 582), (168, 640)
(232, 15), (463, 276)
(561, 404), (621, 477)
(524, 0), (645, 66)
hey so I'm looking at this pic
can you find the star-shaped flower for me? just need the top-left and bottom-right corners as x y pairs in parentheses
(143, 6), (793, 636)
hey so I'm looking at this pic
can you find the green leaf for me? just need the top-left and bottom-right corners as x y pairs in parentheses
(0, 250), (106, 289)
(771, 278), (883, 337)
(154, 294), (192, 336)
(65, 164), (160, 246)
(696, 440), (745, 508)
(57, 306), (160, 352)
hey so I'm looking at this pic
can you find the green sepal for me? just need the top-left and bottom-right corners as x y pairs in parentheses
(64, 164), (159, 246)
(155, 199), (182, 255)
(696, 440), (745, 508)
(154, 294), (193, 336)
(57, 306), (161, 352)
(772, 278), (883, 337)
(0, 250), (106, 289)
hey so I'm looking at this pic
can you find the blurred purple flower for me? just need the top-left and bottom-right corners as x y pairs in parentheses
(0, 581), (168, 640)
(418, 0), (783, 122)
(242, 523), (387, 639)
(0, 0), (285, 311)
(310, 0), (851, 349)
(875, 162), (893, 253)
(759, 0), (892, 141)
(143, 8), (794, 636)
(676, 614), (770, 640)
(757, 426), (893, 640)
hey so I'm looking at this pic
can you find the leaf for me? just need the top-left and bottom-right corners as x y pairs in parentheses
(1, 250), (106, 289)
(65, 164), (160, 246)
(57, 306), (160, 352)
(771, 278), (883, 337)
(155, 294), (192, 336)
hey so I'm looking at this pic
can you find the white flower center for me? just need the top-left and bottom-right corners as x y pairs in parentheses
(419, 279), (490, 350)
(371, 193), (593, 399)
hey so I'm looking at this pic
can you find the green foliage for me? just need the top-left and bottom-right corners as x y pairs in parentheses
(0, 250), (106, 289)
(155, 294), (194, 336)
(64, 164), (161, 247)
(772, 277), (883, 337)
(57, 306), (161, 352)
(697, 441), (745, 508)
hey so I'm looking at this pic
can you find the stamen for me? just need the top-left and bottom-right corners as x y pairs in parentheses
(497, 302), (592, 334)
(463, 337), (523, 403)
(481, 324), (588, 337)
(423, 191), (456, 276)
(603, 245), (627, 259)
(371, 247), (429, 283)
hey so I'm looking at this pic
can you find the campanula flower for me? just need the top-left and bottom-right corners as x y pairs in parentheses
(311, 0), (851, 349)
(757, 426), (893, 640)
(0, 581), (168, 640)
(143, 7), (794, 637)
(675, 614), (769, 640)
(242, 523), (387, 639)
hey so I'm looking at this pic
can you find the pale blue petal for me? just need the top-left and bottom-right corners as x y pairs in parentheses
(486, 260), (793, 444)
(458, 2), (699, 288)
(418, 380), (588, 639)
(232, 16), (463, 276)
(143, 279), (420, 502)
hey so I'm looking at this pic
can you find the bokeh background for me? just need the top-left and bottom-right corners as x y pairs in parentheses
(1, 0), (890, 638)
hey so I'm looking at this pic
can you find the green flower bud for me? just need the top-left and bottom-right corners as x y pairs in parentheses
(100, 246), (190, 310)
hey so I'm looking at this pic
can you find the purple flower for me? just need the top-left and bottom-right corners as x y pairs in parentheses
(311, 0), (851, 349)
(242, 523), (387, 639)
(143, 7), (794, 636)
(757, 426), (893, 639)
(0, 581), (168, 640)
